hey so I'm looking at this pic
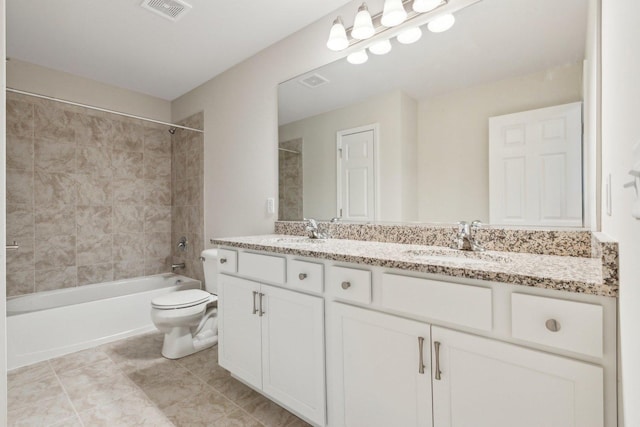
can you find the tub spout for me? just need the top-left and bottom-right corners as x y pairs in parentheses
(171, 263), (185, 272)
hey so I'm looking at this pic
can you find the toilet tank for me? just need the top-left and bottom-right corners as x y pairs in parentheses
(200, 249), (219, 294)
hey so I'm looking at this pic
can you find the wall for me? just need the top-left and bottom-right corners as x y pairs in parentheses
(1, 0), (8, 421)
(171, 112), (205, 283)
(417, 62), (584, 223)
(5, 92), (173, 296)
(601, 0), (640, 424)
(278, 90), (418, 221)
(7, 59), (171, 122)
(278, 138), (303, 221)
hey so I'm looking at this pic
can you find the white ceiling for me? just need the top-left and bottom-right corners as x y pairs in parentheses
(7, 0), (351, 100)
(278, 0), (589, 125)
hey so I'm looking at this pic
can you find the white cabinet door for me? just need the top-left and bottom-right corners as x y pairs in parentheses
(261, 284), (325, 426)
(431, 326), (603, 427)
(218, 275), (262, 390)
(328, 303), (432, 427)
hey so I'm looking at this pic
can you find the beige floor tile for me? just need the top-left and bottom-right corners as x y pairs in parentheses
(210, 408), (265, 427)
(49, 347), (111, 374)
(8, 361), (55, 389)
(127, 358), (190, 388)
(8, 393), (76, 427)
(138, 369), (208, 409)
(177, 345), (219, 376)
(78, 392), (173, 427)
(206, 369), (264, 408)
(241, 393), (311, 427)
(8, 375), (66, 410)
(47, 415), (83, 427)
(163, 387), (239, 426)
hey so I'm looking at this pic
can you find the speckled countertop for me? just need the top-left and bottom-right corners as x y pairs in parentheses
(211, 234), (617, 297)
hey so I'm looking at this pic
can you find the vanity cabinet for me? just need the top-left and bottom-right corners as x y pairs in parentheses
(218, 274), (326, 426)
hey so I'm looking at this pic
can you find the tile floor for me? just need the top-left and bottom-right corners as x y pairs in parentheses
(7, 333), (311, 427)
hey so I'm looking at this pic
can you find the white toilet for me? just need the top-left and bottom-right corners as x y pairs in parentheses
(150, 249), (219, 359)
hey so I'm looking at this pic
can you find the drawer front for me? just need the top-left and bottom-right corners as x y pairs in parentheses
(511, 293), (603, 358)
(327, 266), (372, 304)
(217, 249), (238, 273)
(381, 274), (492, 331)
(288, 259), (324, 293)
(238, 251), (286, 284)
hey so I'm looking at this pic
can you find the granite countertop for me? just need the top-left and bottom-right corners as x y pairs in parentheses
(211, 234), (616, 297)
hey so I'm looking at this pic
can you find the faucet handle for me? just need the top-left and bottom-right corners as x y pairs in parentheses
(456, 221), (469, 234)
(471, 220), (483, 230)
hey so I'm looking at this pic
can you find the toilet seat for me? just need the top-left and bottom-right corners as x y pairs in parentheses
(151, 289), (217, 310)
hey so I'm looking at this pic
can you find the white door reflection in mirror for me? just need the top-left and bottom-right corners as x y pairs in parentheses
(337, 125), (377, 221)
(489, 102), (583, 226)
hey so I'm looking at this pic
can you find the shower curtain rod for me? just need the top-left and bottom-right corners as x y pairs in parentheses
(278, 147), (300, 154)
(6, 88), (204, 134)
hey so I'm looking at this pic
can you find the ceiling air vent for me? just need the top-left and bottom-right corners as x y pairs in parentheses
(298, 73), (330, 89)
(141, 0), (192, 22)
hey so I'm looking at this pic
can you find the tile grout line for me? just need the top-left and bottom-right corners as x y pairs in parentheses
(46, 359), (87, 427)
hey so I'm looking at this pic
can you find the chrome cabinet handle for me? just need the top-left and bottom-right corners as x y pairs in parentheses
(252, 291), (258, 315)
(341, 281), (351, 290)
(298, 273), (307, 280)
(434, 341), (442, 380)
(258, 293), (265, 317)
(545, 319), (561, 332)
(6, 241), (19, 250)
(418, 337), (425, 374)
(219, 258), (227, 264)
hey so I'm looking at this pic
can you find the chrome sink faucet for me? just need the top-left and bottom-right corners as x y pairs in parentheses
(304, 218), (329, 239)
(452, 220), (485, 252)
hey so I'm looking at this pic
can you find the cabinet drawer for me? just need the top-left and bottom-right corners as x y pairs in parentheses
(511, 293), (603, 358)
(327, 266), (372, 304)
(381, 274), (492, 331)
(288, 259), (323, 293)
(217, 249), (238, 273)
(238, 252), (286, 284)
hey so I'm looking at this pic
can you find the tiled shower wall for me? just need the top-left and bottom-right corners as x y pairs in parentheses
(278, 138), (303, 221)
(5, 93), (173, 296)
(171, 112), (205, 283)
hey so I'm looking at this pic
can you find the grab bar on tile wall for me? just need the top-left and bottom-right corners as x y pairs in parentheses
(6, 241), (19, 250)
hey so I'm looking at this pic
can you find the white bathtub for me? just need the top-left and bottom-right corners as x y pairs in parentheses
(7, 274), (201, 369)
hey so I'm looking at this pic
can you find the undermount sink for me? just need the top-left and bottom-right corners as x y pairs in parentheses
(404, 248), (510, 265)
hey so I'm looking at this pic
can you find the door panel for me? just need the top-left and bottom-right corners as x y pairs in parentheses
(338, 128), (375, 221)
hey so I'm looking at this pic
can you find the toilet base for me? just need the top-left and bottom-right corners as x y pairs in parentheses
(161, 317), (218, 359)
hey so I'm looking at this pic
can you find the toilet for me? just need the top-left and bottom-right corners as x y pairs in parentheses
(150, 249), (219, 359)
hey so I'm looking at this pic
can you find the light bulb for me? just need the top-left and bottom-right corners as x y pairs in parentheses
(397, 27), (422, 44)
(327, 17), (349, 51)
(412, 0), (440, 13)
(351, 3), (375, 40)
(427, 13), (455, 33)
(369, 39), (392, 55)
(347, 50), (369, 65)
(381, 0), (407, 27)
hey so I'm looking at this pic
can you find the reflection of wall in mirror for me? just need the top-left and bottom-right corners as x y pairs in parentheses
(279, 90), (418, 222)
(279, 62), (583, 223)
(278, 138), (303, 221)
(418, 62), (583, 223)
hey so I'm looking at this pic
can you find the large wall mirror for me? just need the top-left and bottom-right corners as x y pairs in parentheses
(278, 0), (597, 227)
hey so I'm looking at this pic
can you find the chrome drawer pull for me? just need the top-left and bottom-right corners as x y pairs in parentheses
(258, 293), (265, 317)
(418, 337), (425, 374)
(434, 341), (442, 380)
(341, 281), (351, 290)
(299, 273), (307, 280)
(219, 258), (227, 264)
(545, 319), (561, 332)
(252, 291), (258, 315)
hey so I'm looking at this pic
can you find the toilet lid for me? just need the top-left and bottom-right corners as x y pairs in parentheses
(151, 289), (215, 309)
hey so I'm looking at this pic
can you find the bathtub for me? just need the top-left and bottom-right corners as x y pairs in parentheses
(7, 274), (200, 369)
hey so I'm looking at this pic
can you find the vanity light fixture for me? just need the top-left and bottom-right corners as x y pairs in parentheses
(347, 50), (369, 64)
(369, 39), (392, 55)
(427, 13), (456, 32)
(412, 0), (441, 13)
(397, 26), (423, 44)
(381, 0), (408, 27)
(327, 16), (349, 51)
(351, 3), (375, 40)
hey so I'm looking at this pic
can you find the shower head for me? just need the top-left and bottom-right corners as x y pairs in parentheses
(168, 127), (177, 135)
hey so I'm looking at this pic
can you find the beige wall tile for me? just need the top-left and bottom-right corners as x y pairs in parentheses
(113, 178), (145, 205)
(7, 135), (34, 171)
(145, 232), (171, 259)
(77, 146), (112, 177)
(144, 127), (172, 154)
(113, 233), (145, 261)
(6, 268), (35, 297)
(35, 235), (76, 270)
(77, 263), (114, 286)
(7, 99), (34, 138)
(35, 267), (77, 292)
(35, 204), (76, 238)
(77, 206), (113, 236)
(112, 150), (144, 179)
(144, 258), (170, 276)
(144, 151), (171, 179)
(113, 205), (144, 233)
(172, 150), (187, 182)
(34, 105), (75, 143)
(7, 169), (34, 204)
(34, 139), (76, 173)
(7, 238), (35, 267)
(7, 204), (34, 240)
(144, 178), (172, 206)
(145, 206), (171, 232)
(76, 175), (112, 205)
(113, 122), (144, 152)
(114, 261), (145, 281)
(73, 114), (114, 147)
(34, 172), (76, 205)
(77, 234), (113, 266)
